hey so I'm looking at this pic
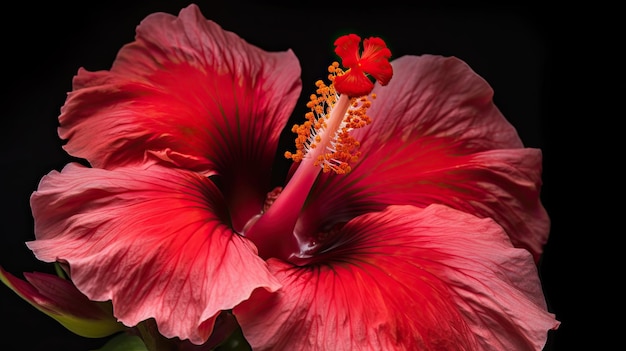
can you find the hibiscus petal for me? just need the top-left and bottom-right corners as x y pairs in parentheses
(300, 55), (549, 261)
(59, 4), (301, 231)
(235, 204), (559, 351)
(27, 163), (281, 344)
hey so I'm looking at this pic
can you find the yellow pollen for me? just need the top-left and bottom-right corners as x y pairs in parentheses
(284, 61), (375, 174)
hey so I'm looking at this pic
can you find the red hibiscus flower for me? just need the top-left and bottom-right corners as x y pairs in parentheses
(20, 3), (558, 350)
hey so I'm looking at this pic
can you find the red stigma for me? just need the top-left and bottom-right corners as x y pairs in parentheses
(333, 34), (393, 97)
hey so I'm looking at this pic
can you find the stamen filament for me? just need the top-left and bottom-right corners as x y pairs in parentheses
(244, 95), (352, 261)
(244, 34), (392, 263)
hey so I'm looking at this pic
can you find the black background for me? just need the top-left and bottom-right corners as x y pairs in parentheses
(0, 1), (582, 350)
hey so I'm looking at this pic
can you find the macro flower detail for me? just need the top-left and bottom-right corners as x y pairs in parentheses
(236, 41), (559, 350)
(3, 3), (559, 351)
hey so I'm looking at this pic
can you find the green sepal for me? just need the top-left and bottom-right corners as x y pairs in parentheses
(0, 266), (126, 338)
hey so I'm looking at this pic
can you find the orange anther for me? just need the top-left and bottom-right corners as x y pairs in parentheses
(284, 36), (385, 173)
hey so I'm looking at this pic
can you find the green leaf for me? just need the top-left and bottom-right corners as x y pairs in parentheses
(91, 333), (148, 351)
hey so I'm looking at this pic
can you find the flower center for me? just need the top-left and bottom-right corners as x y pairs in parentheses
(244, 34), (392, 264)
(284, 65), (375, 175)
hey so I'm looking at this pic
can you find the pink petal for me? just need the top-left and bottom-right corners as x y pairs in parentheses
(235, 205), (558, 351)
(299, 55), (549, 261)
(27, 163), (281, 344)
(59, 4), (301, 231)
